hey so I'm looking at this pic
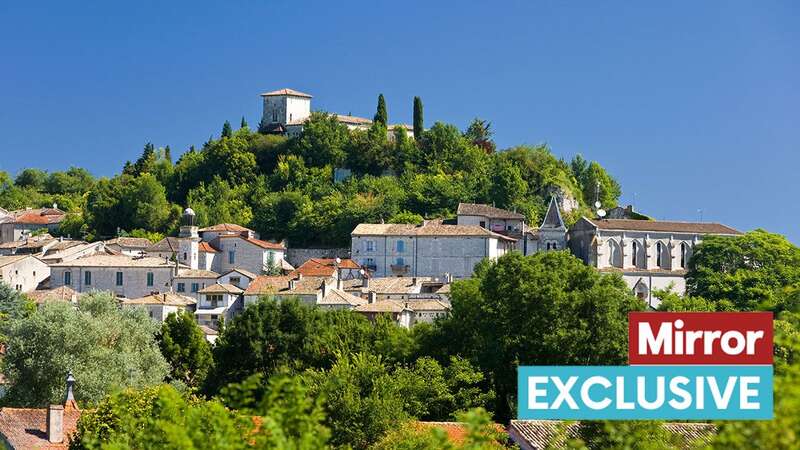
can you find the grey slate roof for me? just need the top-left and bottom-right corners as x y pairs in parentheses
(540, 196), (565, 229)
(457, 203), (525, 220)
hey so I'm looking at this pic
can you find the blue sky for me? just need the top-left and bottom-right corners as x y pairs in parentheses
(1, 1), (797, 242)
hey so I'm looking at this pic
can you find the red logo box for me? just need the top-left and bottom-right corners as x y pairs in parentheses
(629, 312), (773, 365)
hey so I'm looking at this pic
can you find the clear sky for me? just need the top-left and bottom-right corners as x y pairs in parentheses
(1, 2), (797, 241)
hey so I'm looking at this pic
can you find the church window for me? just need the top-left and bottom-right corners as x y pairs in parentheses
(656, 243), (664, 268)
(680, 243), (689, 269)
(632, 241), (639, 267)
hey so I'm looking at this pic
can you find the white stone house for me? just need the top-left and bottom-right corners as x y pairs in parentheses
(342, 276), (436, 301)
(568, 218), (742, 308)
(210, 234), (285, 275)
(457, 203), (527, 235)
(259, 88), (414, 139)
(218, 268), (258, 290)
(0, 255), (50, 292)
(173, 268), (220, 299)
(194, 283), (243, 329)
(0, 207), (65, 244)
(121, 292), (196, 322)
(49, 254), (180, 299)
(351, 222), (515, 279)
(354, 300), (415, 329)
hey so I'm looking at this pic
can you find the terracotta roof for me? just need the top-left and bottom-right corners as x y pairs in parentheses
(103, 237), (152, 248)
(291, 258), (361, 277)
(407, 300), (450, 311)
(50, 255), (180, 268)
(26, 286), (79, 304)
(352, 223), (516, 241)
(259, 88), (312, 98)
(145, 237), (179, 253)
(198, 283), (243, 294)
(508, 420), (716, 449)
(0, 405), (81, 449)
(0, 235), (55, 250)
(414, 421), (507, 446)
(221, 268), (259, 280)
(457, 203), (525, 220)
(9, 208), (65, 225)
(318, 289), (367, 307)
(198, 242), (219, 253)
(122, 292), (196, 306)
(217, 235), (285, 250)
(354, 300), (412, 313)
(342, 277), (432, 294)
(198, 223), (253, 233)
(176, 269), (220, 279)
(587, 218), (741, 235)
(244, 275), (293, 296)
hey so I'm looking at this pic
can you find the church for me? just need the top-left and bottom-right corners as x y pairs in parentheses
(258, 88), (413, 138)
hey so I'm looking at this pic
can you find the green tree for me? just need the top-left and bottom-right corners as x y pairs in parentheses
(413, 96), (424, 139)
(186, 177), (253, 228)
(686, 230), (800, 311)
(130, 143), (157, 177)
(374, 93), (388, 126)
(464, 118), (495, 153)
(14, 168), (47, 190)
(427, 252), (643, 421)
(221, 120), (233, 138)
(240, 116), (248, 129)
(574, 421), (690, 450)
(389, 210), (424, 225)
(2, 292), (169, 406)
(372, 408), (507, 450)
(287, 112), (350, 167)
(157, 311), (213, 389)
(489, 157), (527, 209)
(0, 283), (34, 342)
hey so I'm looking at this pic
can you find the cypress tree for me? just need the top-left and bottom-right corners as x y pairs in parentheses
(413, 96), (423, 139)
(221, 121), (233, 138)
(164, 145), (172, 163)
(374, 94), (387, 126)
(240, 116), (248, 129)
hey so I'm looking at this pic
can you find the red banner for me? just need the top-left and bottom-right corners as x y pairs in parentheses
(628, 312), (773, 365)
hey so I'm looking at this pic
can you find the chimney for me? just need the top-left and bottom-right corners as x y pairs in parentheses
(337, 277), (343, 290)
(362, 276), (369, 289)
(47, 405), (64, 443)
(321, 280), (328, 298)
(412, 277), (417, 285)
(368, 292), (377, 304)
(288, 279), (297, 290)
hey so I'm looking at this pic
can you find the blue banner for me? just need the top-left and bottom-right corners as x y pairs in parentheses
(517, 365), (773, 420)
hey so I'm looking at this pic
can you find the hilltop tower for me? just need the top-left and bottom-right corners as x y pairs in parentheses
(259, 88), (312, 133)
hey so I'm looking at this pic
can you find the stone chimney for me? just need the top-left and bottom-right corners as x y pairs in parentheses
(320, 280), (328, 298)
(336, 277), (343, 290)
(288, 278), (297, 290)
(412, 277), (417, 285)
(362, 276), (369, 289)
(368, 292), (377, 304)
(47, 405), (63, 443)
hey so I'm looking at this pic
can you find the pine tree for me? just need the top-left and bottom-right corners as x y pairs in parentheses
(413, 96), (424, 139)
(374, 94), (387, 126)
(164, 145), (172, 163)
(221, 121), (233, 138)
(133, 142), (157, 176)
(240, 116), (248, 129)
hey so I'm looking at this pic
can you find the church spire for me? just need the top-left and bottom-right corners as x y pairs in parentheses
(540, 196), (565, 230)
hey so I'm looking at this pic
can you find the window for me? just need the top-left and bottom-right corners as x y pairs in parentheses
(272, 111), (278, 122)
(177, 282), (186, 293)
(116, 271), (123, 286)
(656, 242), (664, 268)
(479, 221), (486, 228)
(365, 240), (375, 252)
(290, 113), (293, 121)
(228, 250), (235, 264)
(183, 252), (187, 261)
(632, 241), (639, 267)
(680, 243), (689, 269)
(84, 271), (92, 286)
(396, 257), (405, 266)
(365, 257), (376, 268)
(396, 240), (405, 253)
(146, 272), (154, 287)
(230, 276), (241, 287)
(64, 271), (72, 286)
(191, 283), (199, 293)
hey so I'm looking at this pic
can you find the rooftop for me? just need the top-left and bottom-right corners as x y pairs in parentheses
(354, 300), (413, 313)
(352, 223), (516, 240)
(122, 292), (196, 307)
(176, 268), (220, 279)
(26, 286), (79, 304)
(318, 288), (367, 307)
(0, 403), (80, 450)
(342, 277), (434, 294)
(457, 203), (526, 220)
(217, 235), (285, 250)
(587, 218), (741, 235)
(8, 207), (65, 225)
(259, 88), (313, 98)
(198, 223), (253, 233)
(145, 237), (179, 253)
(103, 237), (152, 248)
(50, 254), (180, 268)
(291, 258), (361, 277)
(198, 283), (244, 294)
(221, 268), (259, 280)
(0, 255), (31, 268)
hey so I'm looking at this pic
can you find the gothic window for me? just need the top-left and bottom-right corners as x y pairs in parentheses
(632, 241), (639, 267)
(608, 240), (622, 267)
(680, 242), (689, 269)
(656, 242), (664, 268)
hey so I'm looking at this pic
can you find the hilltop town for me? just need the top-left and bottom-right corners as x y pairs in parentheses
(0, 88), (794, 449)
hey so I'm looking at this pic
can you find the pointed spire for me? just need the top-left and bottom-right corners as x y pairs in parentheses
(540, 196), (565, 230)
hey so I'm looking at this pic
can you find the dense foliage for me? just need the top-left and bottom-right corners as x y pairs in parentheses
(1, 103), (621, 245)
(1, 292), (168, 406)
(157, 311), (213, 389)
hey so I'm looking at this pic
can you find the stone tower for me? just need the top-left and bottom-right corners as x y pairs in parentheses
(178, 208), (200, 270)
(259, 88), (312, 131)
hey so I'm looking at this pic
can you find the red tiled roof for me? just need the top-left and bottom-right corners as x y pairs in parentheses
(0, 404), (81, 449)
(198, 223), (252, 233)
(198, 242), (219, 253)
(291, 258), (360, 277)
(12, 209), (65, 225)
(414, 421), (506, 446)
(244, 276), (292, 296)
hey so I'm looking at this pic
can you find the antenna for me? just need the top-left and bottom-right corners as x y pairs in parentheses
(697, 209), (704, 222)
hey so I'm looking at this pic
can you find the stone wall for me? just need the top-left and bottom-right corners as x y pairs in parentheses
(286, 248), (350, 268)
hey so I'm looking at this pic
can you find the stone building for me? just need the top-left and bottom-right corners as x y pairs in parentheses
(49, 254), (179, 299)
(523, 196), (568, 254)
(103, 237), (152, 256)
(121, 292), (196, 322)
(351, 222), (515, 279)
(194, 283), (244, 329)
(0, 255), (49, 292)
(259, 88), (413, 138)
(0, 207), (65, 244)
(568, 218), (741, 307)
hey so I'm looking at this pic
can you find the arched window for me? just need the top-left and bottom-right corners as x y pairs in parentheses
(680, 242), (689, 269)
(656, 242), (664, 268)
(631, 241), (639, 267)
(608, 240), (622, 267)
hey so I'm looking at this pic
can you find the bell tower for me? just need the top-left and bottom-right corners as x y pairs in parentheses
(178, 208), (200, 270)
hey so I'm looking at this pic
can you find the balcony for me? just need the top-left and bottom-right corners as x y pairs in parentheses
(390, 264), (410, 275)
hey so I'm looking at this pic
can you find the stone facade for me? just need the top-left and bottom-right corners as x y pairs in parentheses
(49, 255), (178, 299)
(0, 255), (50, 292)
